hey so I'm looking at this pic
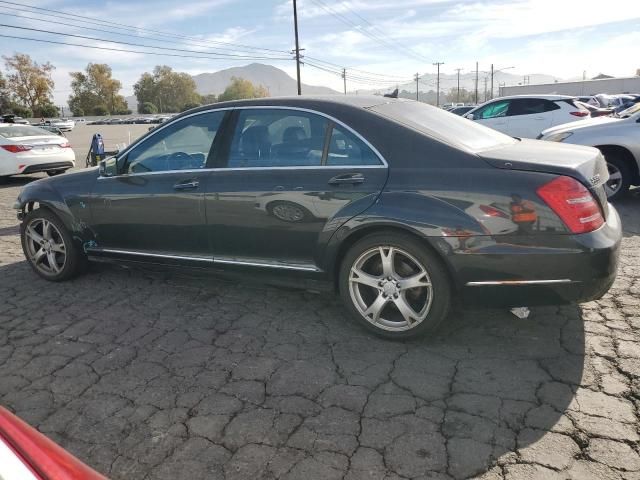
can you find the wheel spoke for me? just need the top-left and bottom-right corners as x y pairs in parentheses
(379, 247), (395, 277)
(42, 220), (52, 240)
(351, 267), (382, 289)
(47, 252), (60, 273)
(364, 294), (389, 322)
(608, 171), (622, 181)
(33, 248), (46, 264)
(394, 294), (419, 326)
(398, 272), (431, 290)
(51, 242), (66, 253)
(26, 226), (44, 244)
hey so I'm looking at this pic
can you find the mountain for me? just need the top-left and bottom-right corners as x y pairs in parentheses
(193, 63), (338, 97)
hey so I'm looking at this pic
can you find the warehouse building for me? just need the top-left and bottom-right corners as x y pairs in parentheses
(499, 76), (640, 97)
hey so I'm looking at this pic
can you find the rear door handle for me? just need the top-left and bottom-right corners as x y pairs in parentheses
(173, 180), (199, 190)
(328, 173), (365, 185)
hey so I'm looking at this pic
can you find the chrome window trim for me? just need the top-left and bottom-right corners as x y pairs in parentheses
(98, 105), (388, 180)
(88, 248), (320, 272)
(465, 279), (573, 286)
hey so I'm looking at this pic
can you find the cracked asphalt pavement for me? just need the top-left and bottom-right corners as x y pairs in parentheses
(1, 174), (639, 480)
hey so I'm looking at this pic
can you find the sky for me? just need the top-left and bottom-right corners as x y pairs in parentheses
(0, 0), (638, 107)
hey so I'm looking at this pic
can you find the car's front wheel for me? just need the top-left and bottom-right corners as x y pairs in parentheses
(20, 209), (86, 281)
(603, 154), (631, 201)
(339, 232), (451, 339)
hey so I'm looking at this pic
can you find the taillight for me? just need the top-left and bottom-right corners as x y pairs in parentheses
(1, 144), (32, 153)
(479, 205), (509, 218)
(537, 176), (604, 234)
(570, 111), (589, 117)
(59, 142), (71, 148)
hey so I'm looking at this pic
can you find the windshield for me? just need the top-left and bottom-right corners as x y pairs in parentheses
(0, 125), (56, 138)
(369, 100), (516, 152)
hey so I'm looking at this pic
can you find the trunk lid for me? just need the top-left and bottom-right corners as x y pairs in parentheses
(479, 138), (610, 216)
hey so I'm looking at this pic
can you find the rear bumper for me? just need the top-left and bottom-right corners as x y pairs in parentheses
(450, 204), (622, 307)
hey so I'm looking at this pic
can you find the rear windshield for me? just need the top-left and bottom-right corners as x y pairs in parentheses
(369, 100), (516, 152)
(0, 125), (53, 138)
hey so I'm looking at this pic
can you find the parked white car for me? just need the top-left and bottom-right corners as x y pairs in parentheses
(41, 118), (75, 131)
(539, 103), (640, 200)
(464, 95), (590, 138)
(0, 124), (75, 178)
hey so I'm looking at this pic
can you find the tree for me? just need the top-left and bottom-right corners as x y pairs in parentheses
(0, 70), (10, 112)
(8, 105), (32, 118)
(3, 54), (55, 114)
(139, 102), (157, 114)
(200, 93), (217, 105)
(68, 63), (128, 116)
(218, 77), (269, 102)
(134, 66), (200, 113)
(38, 103), (59, 117)
(181, 102), (201, 112)
(93, 105), (109, 116)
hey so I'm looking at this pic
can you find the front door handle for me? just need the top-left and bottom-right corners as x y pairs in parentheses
(328, 173), (365, 185)
(173, 180), (199, 190)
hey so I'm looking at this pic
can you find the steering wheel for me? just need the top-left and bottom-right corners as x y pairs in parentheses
(165, 151), (191, 171)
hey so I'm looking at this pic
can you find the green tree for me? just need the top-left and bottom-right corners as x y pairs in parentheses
(68, 63), (128, 116)
(93, 105), (109, 116)
(139, 102), (157, 114)
(38, 103), (59, 117)
(200, 93), (217, 105)
(0, 70), (10, 112)
(181, 102), (201, 112)
(3, 53), (55, 113)
(218, 77), (269, 102)
(8, 104), (32, 118)
(133, 66), (200, 113)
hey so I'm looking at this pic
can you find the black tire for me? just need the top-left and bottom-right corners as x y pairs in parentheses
(339, 232), (451, 340)
(20, 208), (87, 281)
(46, 170), (67, 177)
(603, 153), (631, 201)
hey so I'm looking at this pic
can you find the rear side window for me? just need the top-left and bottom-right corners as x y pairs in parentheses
(326, 125), (380, 166)
(476, 100), (509, 119)
(507, 99), (559, 116)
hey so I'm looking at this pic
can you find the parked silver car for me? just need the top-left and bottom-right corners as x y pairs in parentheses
(539, 103), (640, 199)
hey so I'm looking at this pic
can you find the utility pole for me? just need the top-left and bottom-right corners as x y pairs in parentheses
(292, 0), (302, 95)
(490, 63), (494, 100)
(474, 61), (479, 104)
(342, 68), (346, 95)
(483, 77), (488, 102)
(433, 61), (444, 107)
(415, 73), (419, 101)
(454, 68), (462, 103)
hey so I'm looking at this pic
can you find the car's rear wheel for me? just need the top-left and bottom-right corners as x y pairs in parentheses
(339, 232), (451, 339)
(20, 209), (86, 281)
(603, 154), (631, 200)
(46, 170), (67, 177)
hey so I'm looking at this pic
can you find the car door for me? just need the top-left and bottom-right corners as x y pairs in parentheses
(468, 100), (510, 134)
(89, 110), (227, 257)
(507, 98), (557, 138)
(204, 107), (388, 268)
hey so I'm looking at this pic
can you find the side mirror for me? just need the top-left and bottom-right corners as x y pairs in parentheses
(466, 113), (475, 120)
(98, 160), (107, 177)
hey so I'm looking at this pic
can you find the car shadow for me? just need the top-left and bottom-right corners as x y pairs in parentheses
(0, 175), (44, 189)
(0, 258), (585, 479)
(614, 189), (640, 237)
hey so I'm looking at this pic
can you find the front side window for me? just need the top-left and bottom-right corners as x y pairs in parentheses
(124, 111), (224, 174)
(477, 100), (510, 119)
(228, 109), (328, 168)
(508, 99), (559, 116)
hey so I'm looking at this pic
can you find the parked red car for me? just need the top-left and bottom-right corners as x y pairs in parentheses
(0, 407), (106, 480)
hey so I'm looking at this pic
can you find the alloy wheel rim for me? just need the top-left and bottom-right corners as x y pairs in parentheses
(605, 163), (622, 197)
(349, 246), (433, 332)
(24, 218), (67, 275)
(272, 203), (305, 222)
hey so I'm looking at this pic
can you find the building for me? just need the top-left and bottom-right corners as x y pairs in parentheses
(499, 76), (640, 97)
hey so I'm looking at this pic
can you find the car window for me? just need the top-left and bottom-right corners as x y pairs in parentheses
(0, 125), (55, 138)
(476, 100), (509, 119)
(326, 124), (381, 166)
(508, 98), (560, 116)
(228, 109), (328, 167)
(124, 111), (224, 174)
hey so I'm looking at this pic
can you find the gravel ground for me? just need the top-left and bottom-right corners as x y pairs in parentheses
(0, 128), (639, 479)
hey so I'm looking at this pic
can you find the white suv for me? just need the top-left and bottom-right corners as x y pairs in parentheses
(464, 95), (590, 138)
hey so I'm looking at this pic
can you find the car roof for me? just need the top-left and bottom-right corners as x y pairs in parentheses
(489, 94), (575, 101)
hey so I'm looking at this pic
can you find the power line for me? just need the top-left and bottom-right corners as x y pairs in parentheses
(0, 0), (289, 55)
(0, 23), (291, 60)
(0, 33), (290, 61)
